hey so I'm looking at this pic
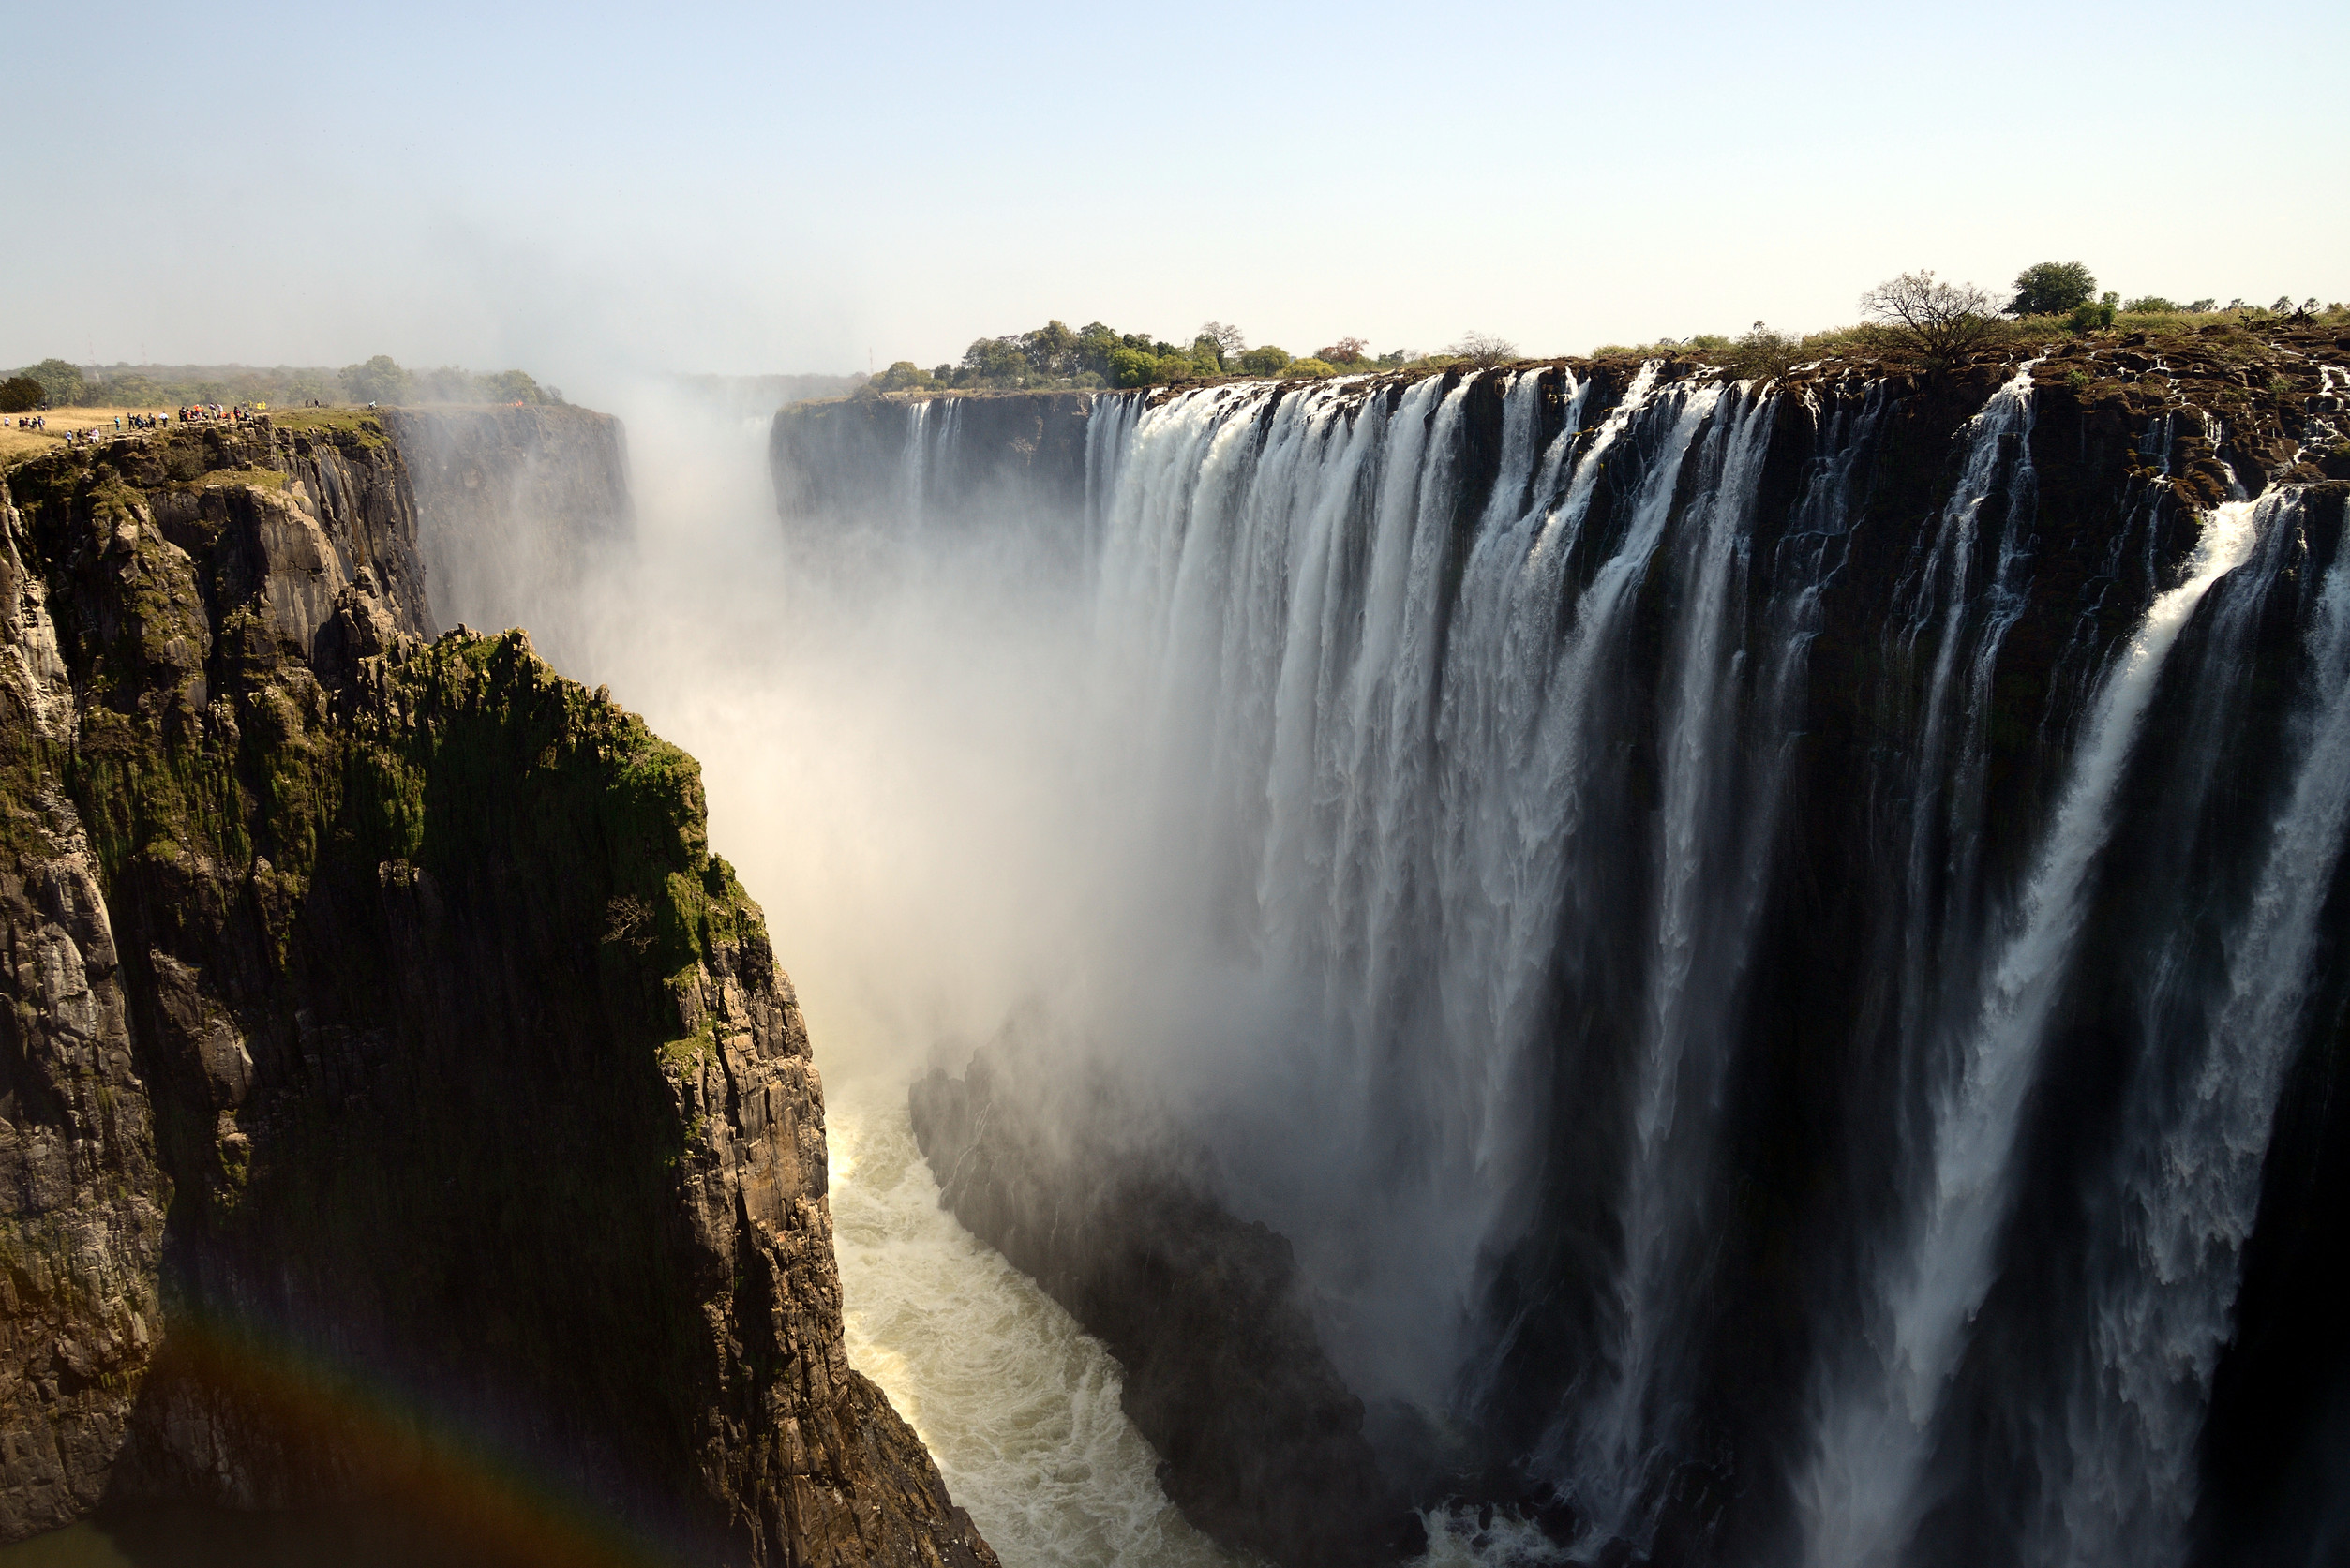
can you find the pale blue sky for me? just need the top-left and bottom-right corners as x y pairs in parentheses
(9, 0), (2343, 394)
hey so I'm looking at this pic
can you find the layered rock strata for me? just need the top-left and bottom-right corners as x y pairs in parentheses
(0, 416), (993, 1566)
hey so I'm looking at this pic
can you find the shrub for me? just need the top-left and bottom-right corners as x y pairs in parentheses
(2122, 295), (2178, 313)
(1237, 346), (1293, 376)
(2010, 261), (2098, 317)
(0, 376), (42, 412)
(2069, 292), (2119, 333)
(1284, 358), (1341, 379)
(1722, 322), (1804, 380)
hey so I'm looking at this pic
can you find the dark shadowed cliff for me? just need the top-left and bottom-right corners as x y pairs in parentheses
(0, 415), (995, 1566)
(780, 317), (2350, 1568)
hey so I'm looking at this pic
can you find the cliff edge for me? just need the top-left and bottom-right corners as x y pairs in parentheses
(0, 416), (994, 1565)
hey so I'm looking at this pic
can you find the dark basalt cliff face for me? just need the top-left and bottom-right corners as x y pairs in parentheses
(788, 319), (2350, 1566)
(382, 405), (634, 635)
(910, 1048), (1426, 1568)
(0, 418), (994, 1566)
(770, 391), (1091, 527)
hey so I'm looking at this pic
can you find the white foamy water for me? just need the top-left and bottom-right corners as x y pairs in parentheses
(826, 1087), (1244, 1568)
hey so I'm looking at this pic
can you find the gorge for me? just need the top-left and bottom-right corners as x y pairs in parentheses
(6, 315), (2347, 1568)
(775, 321), (2350, 1568)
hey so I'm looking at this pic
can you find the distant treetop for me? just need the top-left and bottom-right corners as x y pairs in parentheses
(863, 320), (1460, 394)
(2010, 261), (2098, 318)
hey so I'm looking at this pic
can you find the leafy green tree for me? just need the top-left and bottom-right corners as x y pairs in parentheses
(1237, 346), (1293, 376)
(484, 370), (546, 403)
(0, 376), (43, 412)
(872, 361), (932, 393)
(959, 336), (1029, 386)
(1075, 323), (1124, 379)
(1284, 358), (1340, 379)
(1023, 321), (1078, 375)
(340, 354), (412, 404)
(22, 358), (84, 406)
(1316, 337), (1370, 365)
(93, 373), (166, 407)
(1107, 347), (1160, 388)
(2009, 261), (2097, 317)
(2121, 295), (2178, 313)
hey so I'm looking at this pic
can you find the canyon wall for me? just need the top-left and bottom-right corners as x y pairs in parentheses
(0, 414), (993, 1565)
(770, 391), (1090, 530)
(780, 322), (2350, 1568)
(382, 404), (633, 636)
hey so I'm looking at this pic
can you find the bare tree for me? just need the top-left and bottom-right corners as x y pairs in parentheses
(1199, 321), (1248, 358)
(1447, 331), (1518, 366)
(1859, 272), (2002, 366)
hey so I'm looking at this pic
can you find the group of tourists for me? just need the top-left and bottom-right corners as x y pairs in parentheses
(10, 402), (276, 451)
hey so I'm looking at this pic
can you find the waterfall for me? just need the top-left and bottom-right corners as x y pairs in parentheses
(809, 357), (2348, 1565)
(2028, 494), (2348, 1567)
(1800, 456), (2273, 1563)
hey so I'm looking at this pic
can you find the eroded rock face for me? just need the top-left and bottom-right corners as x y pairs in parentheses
(0, 484), (165, 1534)
(0, 420), (994, 1566)
(383, 405), (633, 637)
(910, 1046), (1423, 1568)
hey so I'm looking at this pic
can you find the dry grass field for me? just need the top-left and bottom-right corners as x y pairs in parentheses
(3, 403), (217, 469)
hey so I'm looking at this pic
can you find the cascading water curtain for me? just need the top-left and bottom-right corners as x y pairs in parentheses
(1071, 366), (2348, 1566)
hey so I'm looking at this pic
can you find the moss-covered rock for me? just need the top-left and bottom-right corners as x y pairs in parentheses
(0, 426), (994, 1564)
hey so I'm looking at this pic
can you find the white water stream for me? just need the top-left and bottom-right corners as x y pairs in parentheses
(827, 1089), (1241, 1568)
(1801, 491), (2275, 1567)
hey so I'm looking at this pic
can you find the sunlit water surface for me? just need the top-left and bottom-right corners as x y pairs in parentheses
(827, 1087), (1241, 1568)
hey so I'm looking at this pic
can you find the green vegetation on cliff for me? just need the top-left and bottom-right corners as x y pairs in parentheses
(864, 320), (1444, 396)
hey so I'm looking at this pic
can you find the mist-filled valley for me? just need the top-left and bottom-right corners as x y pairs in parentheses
(7, 314), (2350, 1568)
(422, 338), (2350, 1568)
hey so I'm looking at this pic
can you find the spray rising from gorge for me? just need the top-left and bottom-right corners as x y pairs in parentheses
(389, 324), (2350, 1568)
(756, 336), (2350, 1568)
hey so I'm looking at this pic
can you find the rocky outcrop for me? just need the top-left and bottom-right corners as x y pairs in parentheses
(909, 1046), (1422, 1568)
(0, 418), (994, 1565)
(771, 391), (1093, 527)
(381, 404), (632, 635)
